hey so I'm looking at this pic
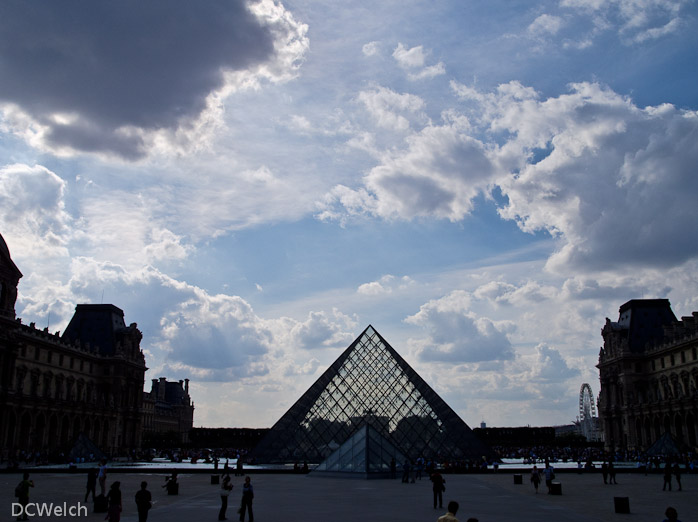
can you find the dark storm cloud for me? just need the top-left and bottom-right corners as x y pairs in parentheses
(0, 0), (275, 158)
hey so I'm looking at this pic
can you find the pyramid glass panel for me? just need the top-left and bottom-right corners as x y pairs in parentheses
(251, 326), (497, 464)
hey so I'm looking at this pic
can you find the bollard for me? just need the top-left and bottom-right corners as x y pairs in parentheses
(550, 481), (562, 495)
(513, 474), (523, 484)
(211, 474), (220, 484)
(614, 496), (630, 514)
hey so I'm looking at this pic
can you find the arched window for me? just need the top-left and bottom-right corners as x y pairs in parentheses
(675, 415), (684, 442)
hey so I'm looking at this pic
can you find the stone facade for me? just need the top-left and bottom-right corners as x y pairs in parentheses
(142, 377), (194, 444)
(597, 299), (698, 452)
(0, 234), (147, 459)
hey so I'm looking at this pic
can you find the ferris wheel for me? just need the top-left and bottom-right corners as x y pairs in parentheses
(578, 383), (598, 440)
(579, 383), (597, 420)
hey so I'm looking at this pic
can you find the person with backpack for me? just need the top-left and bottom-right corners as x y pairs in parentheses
(544, 463), (555, 493)
(430, 470), (446, 509)
(219, 474), (233, 520)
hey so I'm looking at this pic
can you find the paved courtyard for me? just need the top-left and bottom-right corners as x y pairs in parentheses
(1, 470), (695, 521)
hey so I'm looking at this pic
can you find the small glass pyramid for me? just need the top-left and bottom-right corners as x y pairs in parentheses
(250, 325), (497, 464)
(313, 424), (408, 478)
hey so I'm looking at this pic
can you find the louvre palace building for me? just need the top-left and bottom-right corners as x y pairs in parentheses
(0, 233), (149, 460)
(598, 299), (698, 453)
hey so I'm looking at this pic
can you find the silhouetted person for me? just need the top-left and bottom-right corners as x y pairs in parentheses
(663, 462), (672, 491)
(608, 460), (617, 484)
(437, 500), (459, 522)
(163, 473), (178, 495)
(672, 462), (682, 491)
(98, 460), (108, 496)
(239, 476), (254, 522)
(663, 506), (681, 522)
(219, 474), (232, 521)
(544, 464), (555, 493)
(85, 468), (97, 502)
(107, 481), (122, 522)
(134, 481), (152, 522)
(530, 465), (540, 493)
(15, 472), (34, 521)
(402, 459), (411, 483)
(431, 470), (445, 509)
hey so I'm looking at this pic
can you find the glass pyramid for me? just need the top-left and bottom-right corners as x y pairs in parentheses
(313, 424), (407, 478)
(251, 325), (497, 464)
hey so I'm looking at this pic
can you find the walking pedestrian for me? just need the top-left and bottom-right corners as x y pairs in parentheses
(601, 462), (608, 484)
(163, 473), (179, 495)
(416, 456), (425, 480)
(402, 459), (411, 483)
(219, 475), (233, 520)
(85, 468), (97, 503)
(672, 462), (682, 491)
(106, 481), (122, 522)
(98, 459), (108, 496)
(663, 462), (672, 491)
(239, 476), (253, 522)
(608, 461), (617, 484)
(14, 472), (34, 521)
(430, 470), (445, 509)
(530, 465), (540, 493)
(134, 481), (152, 522)
(543, 464), (555, 493)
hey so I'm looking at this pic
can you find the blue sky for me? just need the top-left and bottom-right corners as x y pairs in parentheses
(1, 0), (697, 429)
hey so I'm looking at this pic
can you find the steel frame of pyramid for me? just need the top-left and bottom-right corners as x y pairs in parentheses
(250, 325), (497, 464)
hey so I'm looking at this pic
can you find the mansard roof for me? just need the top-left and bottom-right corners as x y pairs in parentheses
(62, 303), (129, 355)
(616, 299), (677, 353)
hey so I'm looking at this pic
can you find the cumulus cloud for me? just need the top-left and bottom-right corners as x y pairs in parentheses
(0, 0), (308, 159)
(159, 290), (273, 377)
(356, 86), (427, 132)
(319, 112), (494, 222)
(392, 43), (446, 81)
(357, 274), (414, 295)
(472, 280), (558, 307)
(526, 343), (580, 382)
(528, 14), (564, 38)
(326, 80), (698, 275)
(483, 82), (698, 273)
(283, 309), (357, 350)
(0, 163), (73, 261)
(406, 290), (514, 363)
